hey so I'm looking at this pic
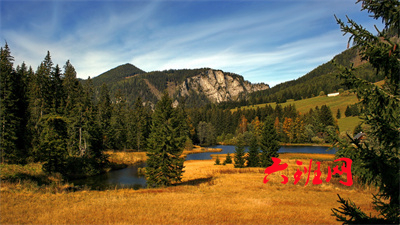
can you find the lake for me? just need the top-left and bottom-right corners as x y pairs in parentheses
(73, 145), (336, 189)
(185, 145), (336, 160)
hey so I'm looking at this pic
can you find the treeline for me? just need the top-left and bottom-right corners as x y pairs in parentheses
(186, 102), (338, 146)
(0, 45), (154, 178)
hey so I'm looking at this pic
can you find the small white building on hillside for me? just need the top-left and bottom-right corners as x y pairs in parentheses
(327, 92), (340, 97)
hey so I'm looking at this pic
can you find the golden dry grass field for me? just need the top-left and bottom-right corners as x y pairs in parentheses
(1, 152), (377, 224)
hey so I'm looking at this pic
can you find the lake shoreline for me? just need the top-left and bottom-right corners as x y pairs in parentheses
(217, 142), (333, 148)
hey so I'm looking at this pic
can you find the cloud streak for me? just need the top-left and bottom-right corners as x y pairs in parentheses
(0, 0), (381, 86)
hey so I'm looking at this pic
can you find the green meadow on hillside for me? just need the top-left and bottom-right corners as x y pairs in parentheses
(234, 93), (361, 133)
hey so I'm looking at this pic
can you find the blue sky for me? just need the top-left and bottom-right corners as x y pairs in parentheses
(0, 0), (381, 86)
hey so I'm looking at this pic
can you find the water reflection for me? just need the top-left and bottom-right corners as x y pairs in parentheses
(71, 162), (147, 190)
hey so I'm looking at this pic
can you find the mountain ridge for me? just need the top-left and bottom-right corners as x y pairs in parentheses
(88, 65), (269, 107)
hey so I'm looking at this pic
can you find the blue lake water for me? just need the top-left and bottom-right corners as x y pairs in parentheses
(185, 145), (336, 160)
(73, 145), (336, 189)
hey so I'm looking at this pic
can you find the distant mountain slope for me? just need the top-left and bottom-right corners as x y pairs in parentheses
(89, 66), (269, 107)
(247, 47), (379, 105)
(91, 63), (145, 87)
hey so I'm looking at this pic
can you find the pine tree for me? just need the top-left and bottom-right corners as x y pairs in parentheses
(129, 97), (150, 151)
(61, 60), (84, 156)
(146, 93), (187, 187)
(259, 116), (280, 167)
(81, 77), (104, 159)
(344, 105), (352, 117)
(50, 64), (64, 114)
(0, 43), (21, 163)
(336, 109), (341, 119)
(14, 63), (31, 160)
(332, 1), (399, 223)
(214, 155), (220, 165)
(246, 134), (260, 167)
(97, 83), (112, 149)
(319, 105), (336, 128)
(234, 137), (246, 168)
(197, 121), (216, 146)
(224, 152), (232, 164)
(111, 90), (128, 150)
(39, 114), (68, 175)
(28, 52), (55, 158)
(63, 60), (81, 114)
(35, 51), (54, 115)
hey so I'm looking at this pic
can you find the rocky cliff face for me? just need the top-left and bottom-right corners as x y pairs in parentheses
(177, 69), (269, 103)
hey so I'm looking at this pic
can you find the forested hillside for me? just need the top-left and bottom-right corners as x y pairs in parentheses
(91, 63), (145, 87)
(247, 47), (380, 105)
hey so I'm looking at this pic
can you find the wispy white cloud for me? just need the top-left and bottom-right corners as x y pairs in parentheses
(1, 0), (381, 86)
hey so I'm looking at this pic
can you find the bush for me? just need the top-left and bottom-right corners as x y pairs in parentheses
(214, 155), (220, 165)
(311, 136), (324, 144)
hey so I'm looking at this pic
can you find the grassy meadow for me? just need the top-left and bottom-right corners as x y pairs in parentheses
(233, 93), (361, 133)
(233, 93), (359, 116)
(1, 151), (378, 224)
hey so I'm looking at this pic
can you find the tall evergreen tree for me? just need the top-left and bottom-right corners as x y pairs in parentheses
(39, 114), (68, 175)
(234, 137), (246, 168)
(50, 64), (64, 114)
(130, 97), (149, 151)
(259, 116), (280, 167)
(332, 1), (399, 223)
(14, 63), (31, 160)
(111, 90), (128, 150)
(81, 77), (104, 158)
(246, 134), (260, 167)
(36, 51), (54, 115)
(0, 43), (23, 163)
(97, 83), (112, 149)
(319, 105), (336, 128)
(197, 121), (216, 146)
(62, 60), (84, 156)
(146, 93), (187, 187)
(63, 60), (81, 114)
(28, 52), (55, 158)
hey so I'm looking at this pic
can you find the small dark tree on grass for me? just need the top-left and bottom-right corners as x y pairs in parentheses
(224, 152), (232, 164)
(336, 109), (341, 119)
(332, 0), (399, 223)
(214, 155), (220, 165)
